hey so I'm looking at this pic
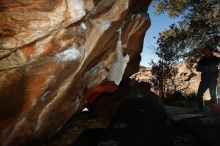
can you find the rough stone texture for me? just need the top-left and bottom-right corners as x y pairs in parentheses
(0, 0), (151, 145)
(38, 79), (134, 146)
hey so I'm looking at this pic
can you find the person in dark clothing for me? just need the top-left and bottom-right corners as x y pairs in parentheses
(196, 46), (220, 110)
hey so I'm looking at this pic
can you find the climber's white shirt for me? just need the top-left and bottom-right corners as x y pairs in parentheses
(108, 38), (129, 85)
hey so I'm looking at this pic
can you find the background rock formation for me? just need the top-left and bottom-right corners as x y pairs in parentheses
(132, 64), (215, 100)
(0, 0), (151, 145)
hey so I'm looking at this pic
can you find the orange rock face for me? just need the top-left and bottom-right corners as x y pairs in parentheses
(0, 0), (151, 145)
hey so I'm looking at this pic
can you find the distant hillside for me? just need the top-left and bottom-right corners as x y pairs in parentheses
(131, 64), (212, 100)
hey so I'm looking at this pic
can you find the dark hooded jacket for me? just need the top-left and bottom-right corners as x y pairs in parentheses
(196, 55), (220, 78)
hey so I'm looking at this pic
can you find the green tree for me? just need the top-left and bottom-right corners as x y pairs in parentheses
(151, 24), (188, 99)
(153, 0), (220, 53)
(150, 0), (220, 99)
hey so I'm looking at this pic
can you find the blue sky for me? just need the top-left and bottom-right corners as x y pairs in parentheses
(140, 5), (180, 67)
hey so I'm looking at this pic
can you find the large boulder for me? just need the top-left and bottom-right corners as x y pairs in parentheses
(132, 64), (213, 100)
(0, 0), (151, 145)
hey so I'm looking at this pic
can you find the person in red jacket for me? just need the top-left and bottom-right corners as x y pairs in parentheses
(83, 80), (117, 105)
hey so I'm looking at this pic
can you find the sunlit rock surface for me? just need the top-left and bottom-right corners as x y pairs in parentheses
(0, 0), (151, 145)
(132, 64), (214, 99)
